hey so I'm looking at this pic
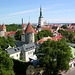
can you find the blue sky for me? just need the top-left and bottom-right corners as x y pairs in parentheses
(0, 0), (75, 24)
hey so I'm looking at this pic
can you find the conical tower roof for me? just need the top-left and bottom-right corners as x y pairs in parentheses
(2, 23), (6, 29)
(25, 22), (34, 33)
(21, 24), (26, 27)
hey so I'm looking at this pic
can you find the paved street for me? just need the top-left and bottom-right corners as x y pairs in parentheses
(62, 67), (75, 75)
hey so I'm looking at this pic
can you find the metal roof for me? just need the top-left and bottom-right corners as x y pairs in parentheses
(6, 43), (36, 54)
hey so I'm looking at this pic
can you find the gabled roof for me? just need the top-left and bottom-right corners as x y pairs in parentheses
(21, 24), (26, 27)
(25, 22), (34, 33)
(2, 23), (6, 29)
(6, 47), (21, 54)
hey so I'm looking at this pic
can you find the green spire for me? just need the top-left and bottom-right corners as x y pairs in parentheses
(40, 6), (43, 18)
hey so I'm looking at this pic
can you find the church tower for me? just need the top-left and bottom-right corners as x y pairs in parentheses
(2, 23), (6, 32)
(21, 18), (26, 30)
(38, 6), (44, 28)
(25, 22), (34, 44)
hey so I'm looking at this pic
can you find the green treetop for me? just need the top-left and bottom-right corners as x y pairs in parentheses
(15, 30), (23, 41)
(37, 39), (72, 75)
(35, 30), (53, 42)
(0, 50), (15, 75)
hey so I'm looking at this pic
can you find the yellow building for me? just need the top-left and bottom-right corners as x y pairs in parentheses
(26, 65), (45, 75)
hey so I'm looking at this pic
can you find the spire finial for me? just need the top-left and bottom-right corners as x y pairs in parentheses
(40, 6), (43, 18)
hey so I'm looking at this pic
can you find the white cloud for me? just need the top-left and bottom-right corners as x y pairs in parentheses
(9, 8), (39, 15)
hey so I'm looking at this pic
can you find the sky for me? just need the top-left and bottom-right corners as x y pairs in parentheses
(0, 0), (75, 24)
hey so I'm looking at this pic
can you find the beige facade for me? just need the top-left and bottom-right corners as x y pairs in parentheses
(26, 65), (45, 75)
(21, 49), (35, 62)
(10, 51), (21, 60)
(0, 31), (4, 37)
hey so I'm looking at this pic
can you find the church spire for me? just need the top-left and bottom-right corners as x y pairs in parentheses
(40, 6), (43, 18)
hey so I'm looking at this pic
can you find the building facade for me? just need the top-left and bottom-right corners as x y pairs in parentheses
(21, 22), (35, 44)
(0, 24), (6, 37)
(6, 43), (36, 62)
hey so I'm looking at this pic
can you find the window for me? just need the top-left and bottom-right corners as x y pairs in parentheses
(16, 54), (18, 57)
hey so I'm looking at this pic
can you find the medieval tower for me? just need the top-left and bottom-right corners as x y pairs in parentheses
(24, 22), (34, 44)
(21, 18), (26, 30)
(2, 23), (6, 32)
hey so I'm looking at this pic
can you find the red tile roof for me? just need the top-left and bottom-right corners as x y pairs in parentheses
(9, 31), (16, 34)
(21, 24), (26, 27)
(25, 22), (34, 33)
(0, 25), (3, 31)
(34, 30), (37, 34)
(37, 35), (63, 44)
(2, 23), (6, 29)
(42, 27), (54, 33)
(71, 23), (75, 26)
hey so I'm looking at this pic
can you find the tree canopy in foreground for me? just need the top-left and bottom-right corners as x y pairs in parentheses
(0, 36), (15, 50)
(37, 39), (72, 75)
(0, 48), (15, 75)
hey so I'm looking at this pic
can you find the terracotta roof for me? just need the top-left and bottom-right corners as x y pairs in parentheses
(71, 24), (75, 26)
(25, 22), (34, 33)
(21, 24), (26, 27)
(42, 27), (54, 33)
(0, 25), (3, 31)
(2, 23), (6, 29)
(9, 31), (16, 34)
(34, 30), (37, 34)
(37, 35), (63, 44)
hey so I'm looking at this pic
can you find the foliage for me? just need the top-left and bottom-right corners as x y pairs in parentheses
(37, 39), (72, 75)
(15, 30), (23, 41)
(61, 25), (67, 29)
(6, 24), (21, 32)
(58, 30), (75, 43)
(0, 37), (15, 50)
(35, 30), (53, 42)
(0, 51), (15, 75)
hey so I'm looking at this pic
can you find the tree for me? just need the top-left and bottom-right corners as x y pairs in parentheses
(7, 36), (15, 47)
(0, 37), (15, 50)
(6, 24), (21, 32)
(35, 30), (53, 42)
(15, 30), (23, 41)
(58, 30), (75, 43)
(37, 39), (72, 75)
(0, 51), (15, 75)
(61, 25), (67, 29)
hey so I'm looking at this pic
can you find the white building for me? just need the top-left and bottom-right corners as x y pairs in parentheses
(6, 43), (36, 62)
(37, 6), (44, 32)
